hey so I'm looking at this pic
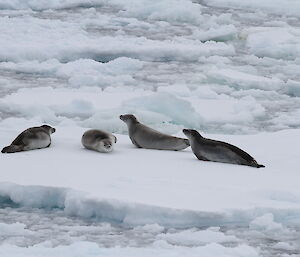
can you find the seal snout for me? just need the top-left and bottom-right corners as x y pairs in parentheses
(183, 129), (199, 138)
(182, 129), (191, 136)
(119, 114), (137, 123)
(103, 142), (113, 152)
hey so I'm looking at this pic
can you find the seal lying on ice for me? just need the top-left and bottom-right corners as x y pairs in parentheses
(1, 125), (56, 153)
(120, 114), (189, 151)
(183, 129), (265, 168)
(82, 129), (117, 153)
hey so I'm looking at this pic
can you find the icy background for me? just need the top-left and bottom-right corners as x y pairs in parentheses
(0, 206), (299, 257)
(1, 0), (300, 256)
(0, 0), (299, 134)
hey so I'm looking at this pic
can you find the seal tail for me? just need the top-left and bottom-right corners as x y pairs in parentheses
(250, 160), (265, 168)
(1, 145), (23, 153)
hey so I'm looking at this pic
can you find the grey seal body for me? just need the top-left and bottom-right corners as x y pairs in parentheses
(1, 125), (56, 153)
(120, 114), (189, 151)
(183, 129), (265, 168)
(82, 129), (117, 153)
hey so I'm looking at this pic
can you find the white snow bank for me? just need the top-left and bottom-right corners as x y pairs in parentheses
(187, 96), (266, 133)
(0, 0), (204, 25)
(286, 80), (300, 97)
(0, 126), (300, 228)
(192, 24), (237, 42)
(123, 93), (202, 128)
(0, 0), (107, 10)
(158, 227), (239, 246)
(207, 68), (283, 91)
(2, 82), (296, 135)
(0, 16), (234, 63)
(0, 57), (144, 88)
(0, 223), (32, 236)
(0, 241), (260, 257)
(0, 89), (193, 133)
(116, 0), (203, 25)
(273, 242), (295, 251)
(245, 27), (300, 60)
(203, 0), (300, 18)
(249, 213), (283, 231)
(0, 182), (276, 228)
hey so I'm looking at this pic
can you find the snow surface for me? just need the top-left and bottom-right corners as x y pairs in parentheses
(0, 0), (300, 256)
(0, 222), (33, 236)
(0, 126), (299, 225)
(0, 241), (260, 257)
(203, 0), (300, 18)
(0, 125), (300, 255)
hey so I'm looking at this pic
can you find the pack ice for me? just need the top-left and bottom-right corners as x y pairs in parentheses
(0, 0), (300, 256)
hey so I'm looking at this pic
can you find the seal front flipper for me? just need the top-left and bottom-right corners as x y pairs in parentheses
(195, 155), (209, 161)
(1, 145), (23, 153)
(131, 137), (142, 148)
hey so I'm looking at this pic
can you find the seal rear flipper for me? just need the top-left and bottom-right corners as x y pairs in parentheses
(1, 145), (23, 153)
(173, 138), (190, 151)
(248, 159), (265, 168)
(184, 139), (190, 146)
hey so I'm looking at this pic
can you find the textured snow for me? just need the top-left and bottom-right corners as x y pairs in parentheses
(249, 214), (284, 231)
(0, 16), (233, 63)
(0, 0), (204, 25)
(0, 126), (300, 226)
(203, 0), (300, 18)
(0, 1), (299, 133)
(1, 206), (299, 256)
(0, 222), (32, 236)
(0, 241), (260, 257)
(158, 227), (239, 246)
(245, 27), (300, 60)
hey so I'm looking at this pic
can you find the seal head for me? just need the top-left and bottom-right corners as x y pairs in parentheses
(183, 129), (201, 139)
(41, 125), (56, 134)
(120, 114), (138, 125)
